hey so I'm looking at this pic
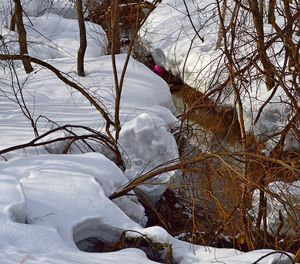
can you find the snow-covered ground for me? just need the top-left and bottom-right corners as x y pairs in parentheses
(0, 1), (297, 263)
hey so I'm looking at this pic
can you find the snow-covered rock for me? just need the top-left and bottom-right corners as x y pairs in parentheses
(0, 153), (159, 264)
(120, 113), (179, 201)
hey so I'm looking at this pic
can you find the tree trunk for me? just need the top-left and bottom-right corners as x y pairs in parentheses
(268, 0), (276, 24)
(248, 0), (275, 90)
(13, 0), (33, 73)
(76, 0), (87, 77)
(216, 0), (227, 50)
(110, 0), (121, 54)
(10, 10), (16, 31)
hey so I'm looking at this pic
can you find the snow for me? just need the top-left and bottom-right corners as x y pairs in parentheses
(0, 174), (25, 223)
(0, 154), (294, 264)
(0, 153), (155, 263)
(0, 0), (77, 27)
(131, 226), (294, 264)
(1, 153), (144, 246)
(0, 1), (297, 263)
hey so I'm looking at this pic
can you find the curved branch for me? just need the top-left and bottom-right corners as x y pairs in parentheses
(0, 124), (115, 155)
(109, 152), (300, 200)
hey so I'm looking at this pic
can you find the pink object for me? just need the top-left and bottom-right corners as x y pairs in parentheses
(153, 64), (166, 77)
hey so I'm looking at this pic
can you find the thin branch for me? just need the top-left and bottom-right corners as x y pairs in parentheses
(182, 0), (204, 43)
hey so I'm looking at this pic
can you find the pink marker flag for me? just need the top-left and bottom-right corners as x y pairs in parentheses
(154, 64), (166, 77)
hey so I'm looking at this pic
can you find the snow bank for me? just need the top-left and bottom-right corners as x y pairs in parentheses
(0, 153), (145, 241)
(21, 0), (78, 18)
(0, 0), (77, 27)
(0, 174), (26, 223)
(0, 10), (178, 211)
(129, 226), (294, 264)
(0, 54), (176, 155)
(243, 85), (300, 152)
(0, 153), (161, 263)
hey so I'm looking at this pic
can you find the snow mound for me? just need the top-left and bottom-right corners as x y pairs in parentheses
(120, 113), (179, 201)
(0, 55), (176, 158)
(140, 0), (219, 89)
(0, 153), (146, 245)
(21, 0), (78, 18)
